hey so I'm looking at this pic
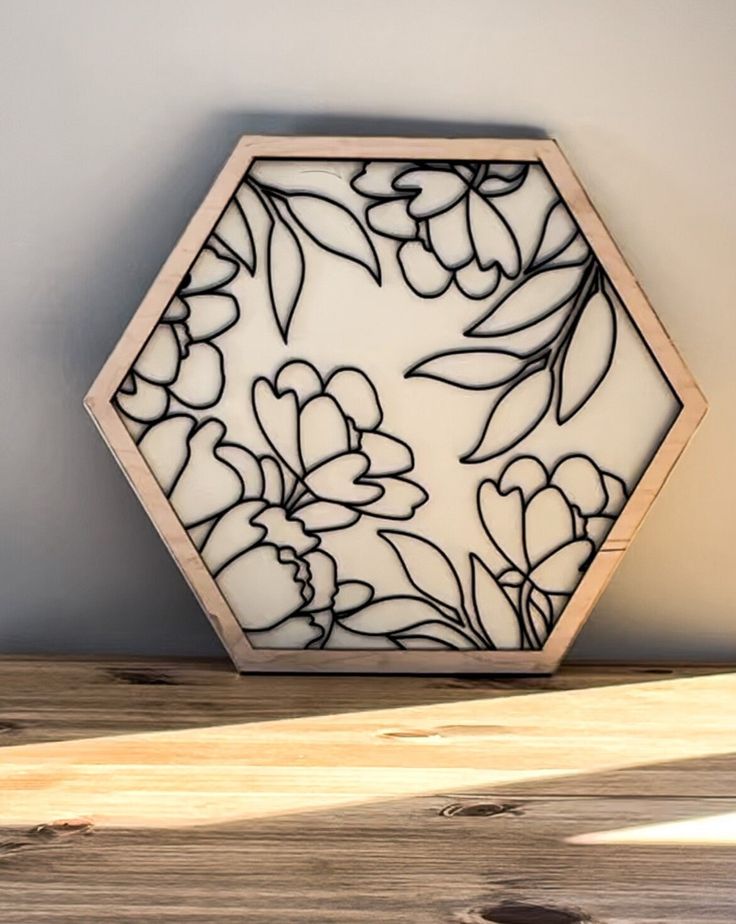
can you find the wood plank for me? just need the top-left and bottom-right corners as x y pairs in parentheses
(1, 795), (735, 922)
(1, 660), (734, 921)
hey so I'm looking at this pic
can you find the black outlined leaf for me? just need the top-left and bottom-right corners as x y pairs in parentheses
(557, 289), (617, 423)
(406, 349), (528, 390)
(267, 207), (305, 341)
(470, 554), (522, 649)
(462, 368), (553, 463)
(337, 596), (449, 634)
(213, 198), (256, 273)
(484, 303), (571, 357)
(529, 200), (578, 269)
(548, 234), (589, 268)
(467, 264), (586, 336)
(380, 529), (463, 611)
(285, 194), (381, 282)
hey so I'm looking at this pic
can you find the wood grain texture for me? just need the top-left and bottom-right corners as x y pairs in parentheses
(83, 136), (706, 675)
(1, 659), (734, 922)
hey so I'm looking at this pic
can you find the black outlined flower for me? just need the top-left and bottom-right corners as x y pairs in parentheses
(476, 454), (627, 647)
(252, 360), (428, 530)
(136, 412), (371, 648)
(353, 161), (527, 299)
(116, 247), (239, 423)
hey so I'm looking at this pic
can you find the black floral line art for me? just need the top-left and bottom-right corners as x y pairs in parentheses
(251, 359), (428, 528)
(329, 449), (629, 651)
(407, 257), (618, 463)
(473, 453), (628, 649)
(331, 530), (488, 650)
(115, 246), (240, 425)
(245, 175), (381, 342)
(131, 359), (429, 649)
(352, 160), (528, 299)
(196, 157), (593, 346)
(112, 157), (635, 653)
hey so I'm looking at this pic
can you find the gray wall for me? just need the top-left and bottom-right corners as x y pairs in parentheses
(1, 0), (733, 661)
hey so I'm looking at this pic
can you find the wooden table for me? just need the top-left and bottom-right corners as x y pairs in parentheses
(1, 659), (734, 922)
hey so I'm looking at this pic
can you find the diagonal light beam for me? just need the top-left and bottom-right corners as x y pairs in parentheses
(1, 673), (734, 828)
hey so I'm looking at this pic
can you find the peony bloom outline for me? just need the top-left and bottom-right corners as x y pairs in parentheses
(477, 453), (628, 647)
(352, 160), (528, 299)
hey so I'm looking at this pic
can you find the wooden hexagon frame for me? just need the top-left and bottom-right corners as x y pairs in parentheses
(85, 136), (706, 673)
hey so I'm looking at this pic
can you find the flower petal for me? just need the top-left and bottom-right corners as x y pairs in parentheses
(184, 293), (239, 341)
(530, 539), (594, 594)
(302, 550), (338, 611)
(247, 615), (324, 649)
(253, 505), (319, 557)
(187, 519), (216, 550)
(275, 360), (323, 405)
(333, 580), (374, 614)
(477, 480), (527, 571)
(393, 169), (468, 219)
(299, 395), (350, 471)
(428, 199), (474, 270)
(169, 420), (243, 527)
(215, 444), (264, 499)
(305, 453), (383, 506)
(602, 472), (628, 516)
(181, 246), (237, 295)
(585, 515), (615, 547)
(499, 568), (525, 587)
(454, 260), (501, 299)
(134, 323), (181, 385)
(252, 378), (302, 472)
(201, 500), (268, 573)
(397, 240), (452, 298)
(366, 200), (417, 239)
(162, 296), (189, 322)
(524, 486), (576, 568)
(138, 415), (196, 494)
(352, 161), (412, 197)
(324, 368), (382, 431)
(217, 544), (306, 630)
(468, 191), (521, 275)
(358, 477), (428, 519)
(498, 456), (548, 501)
(292, 500), (359, 533)
(168, 342), (224, 408)
(360, 431), (413, 476)
(551, 455), (607, 516)
(115, 374), (168, 423)
(260, 456), (284, 505)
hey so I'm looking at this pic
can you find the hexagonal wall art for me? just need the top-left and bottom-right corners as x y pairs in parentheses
(85, 136), (706, 673)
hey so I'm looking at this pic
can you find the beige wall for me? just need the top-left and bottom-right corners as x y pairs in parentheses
(1, 0), (732, 660)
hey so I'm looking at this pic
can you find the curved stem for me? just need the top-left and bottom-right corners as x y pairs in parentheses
(520, 579), (544, 650)
(547, 258), (599, 372)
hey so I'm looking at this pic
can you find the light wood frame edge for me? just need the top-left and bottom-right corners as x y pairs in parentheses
(84, 135), (706, 674)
